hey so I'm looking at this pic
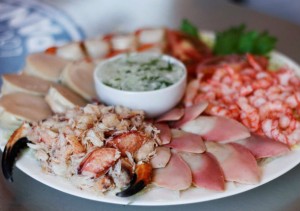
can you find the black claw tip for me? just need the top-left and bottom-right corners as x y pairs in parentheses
(116, 173), (146, 197)
(2, 137), (30, 182)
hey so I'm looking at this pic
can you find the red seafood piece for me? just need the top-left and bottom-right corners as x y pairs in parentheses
(206, 142), (260, 184)
(166, 30), (211, 75)
(150, 147), (171, 168)
(78, 148), (121, 178)
(165, 129), (206, 153)
(235, 133), (290, 159)
(173, 102), (208, 128)
(181, 116), (250, 142)
(179, 152), (225, 191)
(154, 123), (171, 145)
(152, 152), (192, 190)
(155, 108), (185, 122)
(107, 131), (146, 156)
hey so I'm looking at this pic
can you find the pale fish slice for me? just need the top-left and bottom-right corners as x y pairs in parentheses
(155, 107), (184, 123)
(206, 142), (261, 184)
(164, 129), (206, 153)
(0, 93), (52, 129)
(60, 61), (97, 101)
(24, 53), (69, 82)
(181, 115), (250, 142)
(173, 102), (208, 128)
(1, 74), (54, 96)
(235, 133), (290, 159)
(45, 85), (87, 113)
(152, 152), (192, 190)
(179, 151), (225, 191)
(154, 123), (171, 145)
(150, 146), (171, 168)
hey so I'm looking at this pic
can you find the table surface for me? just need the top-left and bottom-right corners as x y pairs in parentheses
(1, 0), (300, 210)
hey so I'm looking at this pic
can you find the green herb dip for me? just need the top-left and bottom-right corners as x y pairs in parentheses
(100, 53), (184, 92)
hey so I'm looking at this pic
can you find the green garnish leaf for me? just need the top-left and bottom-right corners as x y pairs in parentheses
(214, 24), (277, 56)
(180, 19), (199, 39)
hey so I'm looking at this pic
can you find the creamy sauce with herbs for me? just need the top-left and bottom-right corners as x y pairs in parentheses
(100, 54), (184, 91)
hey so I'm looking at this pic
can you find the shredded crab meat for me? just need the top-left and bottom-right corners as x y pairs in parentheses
(185, 54), (300, 145)
(26, 104), (160, 193)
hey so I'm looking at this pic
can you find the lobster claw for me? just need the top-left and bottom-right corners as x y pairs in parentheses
(116, 162), (152, 197)
(1, 123), (31, 182)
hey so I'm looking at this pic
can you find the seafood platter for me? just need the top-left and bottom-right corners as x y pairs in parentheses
(1, 20), (300, 205)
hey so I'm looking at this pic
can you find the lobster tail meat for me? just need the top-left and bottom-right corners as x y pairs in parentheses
(206, 142), (261, 184)
(179, 152), (225, 191)
(78, 148), (121, 178)
(1, 123), (31, 182)
(235, 133), (290, 159)
(165, 129), (206, 153)
(152, 152), (192, 190)
(181, 116), (250, 142)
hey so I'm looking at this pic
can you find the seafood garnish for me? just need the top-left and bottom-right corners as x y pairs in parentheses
(1, 104), (160, 197)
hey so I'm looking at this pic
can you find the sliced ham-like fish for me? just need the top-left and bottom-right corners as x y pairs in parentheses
(1, 74), (53, 96)
(155, 107), (184, 122)
(206, 142), (260, 184)
(154, 123), (171, 145)
(181, 116), (250, 142)
(236, 133), (290, 159)
(179, 152), (225, 191)
(25, 53), (69, 82)
(150, 147), (171, 168)
(45, 85), (87, 113)
(0, 93), (52, 129)
(152, 152), (192, 190)
(173, 102), (208, 128)
(165, 129), (206, 153)
(61, 61), (97, 101)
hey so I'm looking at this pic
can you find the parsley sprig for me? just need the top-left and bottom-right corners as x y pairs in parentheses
(180, 19), (199, 39)
(213, 24), (277, 56)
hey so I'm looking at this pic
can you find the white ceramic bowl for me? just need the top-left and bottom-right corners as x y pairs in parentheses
(94, 53), (187, 117)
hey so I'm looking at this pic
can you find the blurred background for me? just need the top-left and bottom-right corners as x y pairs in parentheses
(231, 0), (300, 26)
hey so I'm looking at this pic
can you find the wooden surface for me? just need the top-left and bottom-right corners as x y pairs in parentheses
(1, 0), (300, 210)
